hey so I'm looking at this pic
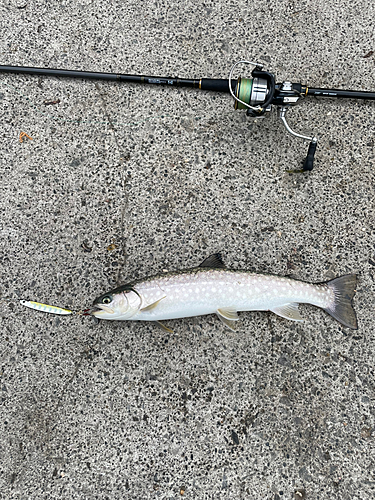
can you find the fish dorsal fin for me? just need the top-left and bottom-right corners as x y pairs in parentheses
(270, 303), (304, 322)
(154, 321), (174, 333)
(199, 253), (225, 269)
(140, 296), (166, 312)
(216, 307), (239, 331)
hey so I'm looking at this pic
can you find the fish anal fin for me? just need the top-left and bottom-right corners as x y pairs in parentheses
(155, 321), (173, 333)
(270, 303), (304, 322)
(199, 253), (225, 269)
(140, 296), (166, 312)
(216, 307), (239, 331)
(216, 314), (237, 331)
(217, 307), (239, 321)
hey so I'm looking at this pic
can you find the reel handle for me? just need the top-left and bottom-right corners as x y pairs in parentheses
(302, 140), (317, 171)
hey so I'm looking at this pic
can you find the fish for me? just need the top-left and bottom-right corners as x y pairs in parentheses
(91, 253), (358, 330)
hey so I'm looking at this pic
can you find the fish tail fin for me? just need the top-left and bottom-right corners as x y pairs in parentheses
(324, 274), (358, 330)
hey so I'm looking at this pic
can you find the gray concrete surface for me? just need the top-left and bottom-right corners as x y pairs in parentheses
(0, 1), (374, 499)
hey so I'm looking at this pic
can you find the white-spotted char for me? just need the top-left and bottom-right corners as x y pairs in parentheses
(92, 254), (358, 330)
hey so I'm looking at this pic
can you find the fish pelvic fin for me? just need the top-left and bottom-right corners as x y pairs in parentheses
(324, 274), (358, 330)
(154, 321), (174, 333)
(270, 303), (304, 322)
(217, 307), (239, 331)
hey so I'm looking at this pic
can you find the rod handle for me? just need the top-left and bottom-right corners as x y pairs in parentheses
(199, 78), (236, 92)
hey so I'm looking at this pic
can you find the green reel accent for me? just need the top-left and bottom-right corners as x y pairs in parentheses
(235, 77), (253, 109)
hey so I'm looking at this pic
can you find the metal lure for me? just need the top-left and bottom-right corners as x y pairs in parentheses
(20, 300), (74, 315)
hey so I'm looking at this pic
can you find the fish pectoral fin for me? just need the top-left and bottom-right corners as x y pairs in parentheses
(140, 296), (166, 312)
(270, 303), (304, 322)
(216, 307), (239, 331)
(154, 321), (173, 333)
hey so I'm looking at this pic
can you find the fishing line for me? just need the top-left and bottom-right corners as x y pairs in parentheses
(0, 79), (210, 129)
(0, 79), (196, 309)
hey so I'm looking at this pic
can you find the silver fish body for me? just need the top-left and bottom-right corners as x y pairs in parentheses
(92, 254), (358, 330)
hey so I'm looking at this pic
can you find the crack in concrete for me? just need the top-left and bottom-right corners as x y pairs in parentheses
(94, 82), (129, 286)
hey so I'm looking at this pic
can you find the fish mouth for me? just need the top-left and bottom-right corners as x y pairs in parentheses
(91, 304), (115, 317)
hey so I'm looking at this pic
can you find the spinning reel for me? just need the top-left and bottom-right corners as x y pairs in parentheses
(229, 60), (317, 171)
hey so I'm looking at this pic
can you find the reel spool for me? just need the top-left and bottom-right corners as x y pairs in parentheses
(229, 60), (275, 116)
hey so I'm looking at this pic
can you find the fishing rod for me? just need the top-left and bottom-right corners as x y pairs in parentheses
(1, 59), (375, 171)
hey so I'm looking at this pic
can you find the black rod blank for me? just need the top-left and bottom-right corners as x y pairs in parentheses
(0, 65), (234, 93)
(307, 87), (375, 100)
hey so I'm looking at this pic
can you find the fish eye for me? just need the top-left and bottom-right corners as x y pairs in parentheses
(102, 296), (112, 304)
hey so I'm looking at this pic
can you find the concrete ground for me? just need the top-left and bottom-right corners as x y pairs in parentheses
(0, 1), (374, 499)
